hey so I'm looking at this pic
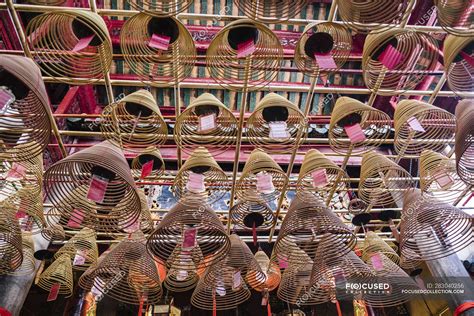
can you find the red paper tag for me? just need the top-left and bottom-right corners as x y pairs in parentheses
(87, 175), (109, 203)
(434, 171), (454, 189)
(0, 88), (14, 111)
(269, 122), (290, 139)
(460, 51), (474, 68)
(182, 227), (197, 250)
(371, 254), (384, 271)
(344, 123), (366, 143)
(67, 209), (85, 228)
(312, 169), (328, 188)
(140, 160), (154, 179)
(378, 45), (404, 70)
(199, 113), (217, 132)
(256, 173), (274, 194)
(72, 35), (94, 52)
(237, 39), (256, 58)
(186, 172), (206, 193)
(407, 117), (425, 132)
(47, 283), (60, 301)
(16, 210), (27, 219)
(314, 53), (337, 69)
(6, 163), (27, 181)
(149, 34), (171, 50)
(232, 270), (242, 290)
(278, 256), (288, 269)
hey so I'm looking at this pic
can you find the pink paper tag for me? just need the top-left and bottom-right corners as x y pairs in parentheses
(371, 254), (384, 271)
(0, 88), (14, 111)
(6, 163), (27, 181)
(47, 283), (60, 302)
(16, 210), (27, 219)
(149, 34), (171, 50)
(232, 271), (242, 290)
(378, 45), (404, 70)
(261, 295), (269, 306)
(237, 39), (256, 58)
(67, 209), (85, 228)
(407, 117), (425, 132)
(72, 35), (94, 52)
(344, 123), (366, 143)
(389, 96), (398, 109)
(186, 172), (206, 193)
(269, 121), (290, 139)
(73, 250), (87, 266)
(434, 171), (454, 189)
(182, 227), (197, 250)
(256, 173), (274, 194)
(314, 53), (337, 69)
(199, 113), (217, 132)
(460, 51), (474, 68)
(87, 175), (109, 203)
(140, 160), (154, 179)
(312, 169), (328, 188)
(278, 256), (288, 269)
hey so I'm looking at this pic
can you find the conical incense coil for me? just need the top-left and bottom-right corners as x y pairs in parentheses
(121, 14), (196, 87)
(337, 0), (415, 33)
(147, 196), (230, 271)
(400, 189), (473, 262)
(294, 22), (352, 76)
(41, 223), (66, 242)
(131, 149), (165, 180)
(27, 0), (65, 5)
(163, 266), (200, 293)
(419, 149), (467, 204)
(37, 253), (74, 298)
(26, 10), (112, 84)
(0, 203), (23, 274)
(206, 18), (283, 91)
(362, 231), (400, 265)
(246, 93), (306, 154)
(434, 0), (473, 37)
(44, 140), (142, 233)
(126, 0), (194, 17)
(172, 147), (228, 204)
(174, 93), (238, 156)
(234, 0), (308, 22)
(328, 97), (391, 155)
(359, 151), (415, 207)
(100, 90), (168, 151)
(229, 198), (275, 231)
(362, 28), (439, 95)
(133, 190), (154, 234)
(296, 149), (350, 205)
(277, 258), (318, 305)
(444, 35), (474, 98)
(455, 99), (474, 185)
(54, 227), (98, 271)
(0, 55), (52, 161)
(235, 149), (287, 204)
(249, 250), (281, 292)
(79, 231), (163, 305)
(7, 234), (35, 277)
(6, 190), (46, 235)
(0, 159), (43, 207)
(394, 100), (456, 155)
(274, 192), (356, 263)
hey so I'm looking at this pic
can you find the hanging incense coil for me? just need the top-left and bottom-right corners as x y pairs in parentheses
(362, 29), (439, 95)
(249, 250), (281, 292)
(274, 192), (357, 263)
(147, 196), (230, 271)
(54, 228), (98, 271)
(419, 150), (467, 204)
(359, 152), (415, 207)
(0, 204), (23, 274)
(434, 0), (473, 37)
(38, 254), (74, 298)
(277, 258), (317, 305)
(455, 99), (474, 185)
(126, 0), (194, 17)
(0, 56), (52, 161)
(337, 0), (415, 33)
(394, 100), (456, 155)
(444, 35), (474, 97)
(400, 189), (473, 262)
(329, 97), (391, 155)
(163, 266), (200, 293)
(206, 18), (283, 91)
(79, 231), (163, 305)
(294, 22), (352, 76)
(172, 147), (228, 204)
(229, 198), (275, 231)
(27, 0), (65, 5)
(131, 149), (165, 180)
(362, 231), (400, 265)
(7, 234), (35, 277)
(121, 14), (196, 86)
(136, 190), (155, 233)
(9, 192), (46, 235)
(26, 10), (112, 84)
(100, 90), (168, 151)
(41, 223), (66, 242)
(44, 140), (142, 233)
(246, 93), (306, 154)
(235, 149), (287, 204)
(174, 93), (238, 156)
(234, 0), (308, 21)
(296, 149), (350, 205)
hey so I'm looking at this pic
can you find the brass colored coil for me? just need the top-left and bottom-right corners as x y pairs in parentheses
(131, 149), (165, 180)
(362, 231), (400, 265)
(126, 0), (194, 17)
(0, 204), (23, 274)
(444, 35), (474, 98)
(27, 0), (65, 5)
(434, 0), (473, 37)
(41, 223), (66, 242)
(54, 227), (98, 271)
(163, 266), (200, 293)
(37, 253), (74, 298)
(249, 250), (281, 292)
(234, 0), (309, 22)
(277, 258), (317, 305)
(7, 234), (35, 277)
(229, 198), (275, 231)
(455, 99), (474, 185)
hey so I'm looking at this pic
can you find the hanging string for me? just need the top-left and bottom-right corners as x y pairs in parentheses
(335, 300), (343, 316)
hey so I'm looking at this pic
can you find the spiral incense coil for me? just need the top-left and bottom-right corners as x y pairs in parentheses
(101, 90), (168, 151)
(126, 0), (194, 17)
(41, 223), (66, 242)
(359, 152), (415, 207)
(206, 19), (283, 91)
(362, 231), (400, 265)
(8, 192), (46, 235)
(121, 14), (196, 87)
(38, 254), (74, 298)
(26, 10), (112, 84)
(455, 99), (474, 185)
(246, 93), (306, 154)
(147, 196), (230, 271)
(296, 149), (350, 204)
(235, 149), (287, 204)
(249, 250), (281, 292)
(399, 251), (423, 270)
(444, 35), (474, 97)
(274, 192), (357, 263)
(137, 190), (154, 233)
(337, 0), (415, 33)
(277, 259), (318, 305)
(54, 228), (98, 271)
(0, 55), (52, 161)
(394, 100), (456, 155)
(329, 97), (391, 155)
(44, 140), (142, 233)
(434, 0), (473, 37)
(400, 189), (473, 262)
(7, 234), (35, 277)
(362, 29), (439, 95)
(27, 0), (65, 5)
(131, 149), (165, 180)
(294, 22), (352, 76)
(172, 147), (228, 204)
(79, 231), (163, 305)
(229, 198), (275, 231)
(163, 267), (200, 292)
(419, 150), (467, 204)
(234, 0), (308, 21)
(0, 204), (23, 274)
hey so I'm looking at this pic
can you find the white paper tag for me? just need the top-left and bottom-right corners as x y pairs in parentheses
(232, 271), (242, 290)
(199, 114), (216, 132)
(73, 250), (87, 266)
(186, 172), (206, 193)
(256, 173), (274, 194)
(269, 121), (290, 140)
(176, 270), (188, 281)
